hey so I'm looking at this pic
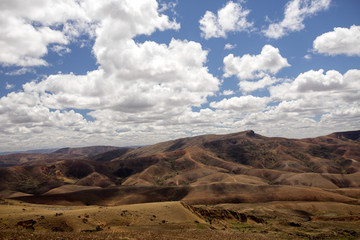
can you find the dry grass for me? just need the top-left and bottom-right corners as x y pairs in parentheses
(0, 200), (270, 240)
(0, 228), (271, 240)
(1, 199), (360, 240)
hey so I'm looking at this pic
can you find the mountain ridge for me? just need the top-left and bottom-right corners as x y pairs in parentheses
(0, 130), (359, 206)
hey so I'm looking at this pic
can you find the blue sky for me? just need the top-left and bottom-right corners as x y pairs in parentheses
(0, 0), (359, 151)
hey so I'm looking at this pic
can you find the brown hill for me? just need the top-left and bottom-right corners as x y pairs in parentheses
(113, 130), (360, 186)
(0, 146), (131, 167)
(1, 130), (360, 205)
(53, 146), (122, 156)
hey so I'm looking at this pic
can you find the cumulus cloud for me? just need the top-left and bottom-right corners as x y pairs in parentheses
(226, 68), (359, 139)
(83, 0), (179, 39)
(263, 0), (330, 39)
(0, 0), (88, 66)
(31, 0), (211, 116)
(292, 69), (343, 92)
(239, 75), (282, 93)
(212, 68), (360, 139)
(223, 44), (290, 80)
(0, 91), (86, 130)
(0, 0), (358, 151)
(26, 38), (219, 114)
(0, 0), (222, 151)
(269, 69), (360, 121)
(199, 1), (253, 39)
(210, 95), (269, 112)
(270, 69), (360, 100)
(321, 103), (360, 129)
(4, 0), (195, 115)
(313, 25), (360, 56)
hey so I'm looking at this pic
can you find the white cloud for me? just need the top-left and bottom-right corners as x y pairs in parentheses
(269, 69), (360, 119)
(158, 0), (178, 15)
(210, 95), (269, 112)
(229, 68), (359, 139)
(0, 0), (222, 151)
(5, 67), (35, 76)
(270, 69), (360, 100)
(304, 54), (312, 60)
(313, 25), (360, 56)
(199, 1), (253, 39)
(0, 0), (220, 151)
(223, 44), (290, 80)
(292, 69), (343, 92)
(263, 0), (330, 39)
(0, 0), (180, 67)
(0, 0), (358, 151)
(5, 0), (194, 114)
(239, 75), (281, 93)
(0, 0), (88, 67)
(221, 90), (235, 96)
(321, 103), (360, 130)
(26, 38), (219, 114)
(5, 82), (15, 90)
(0, 0), (88, 25)
(83, 0), (179, 39)
(224, 43), (236, 50)
(62, 20), (97, 41)
(0, 91), (85, 128)
(0, 19), (66, 66)
(202, 68), (360, 140)
(51, 45), (71, 56)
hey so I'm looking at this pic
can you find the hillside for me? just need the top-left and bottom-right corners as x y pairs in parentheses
(0, 130), (360, 205)
(0, 146), (130, 167)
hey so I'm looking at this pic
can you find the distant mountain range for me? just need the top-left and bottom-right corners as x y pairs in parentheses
(0, 148), (58, 156)
(0, 130), (359, 206)
(0, 145), (143, 156)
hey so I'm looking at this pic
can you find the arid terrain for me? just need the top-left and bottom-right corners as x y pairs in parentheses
(1, 130), (360, 239)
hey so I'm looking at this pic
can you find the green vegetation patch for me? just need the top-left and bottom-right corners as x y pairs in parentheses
(229, 222), (255, 232)
(195, 222), (207, 229)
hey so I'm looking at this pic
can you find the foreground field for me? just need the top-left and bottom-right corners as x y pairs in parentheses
(1, 199), (360, 240)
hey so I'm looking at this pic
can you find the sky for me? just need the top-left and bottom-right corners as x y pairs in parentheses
(0, 0), (359, 151)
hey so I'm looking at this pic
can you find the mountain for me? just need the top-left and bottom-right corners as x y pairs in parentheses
(53, 146), (122, 155)
(0, 146), (129, 167)
(0, 130), (360, 206)
(0, 148), (58, 156)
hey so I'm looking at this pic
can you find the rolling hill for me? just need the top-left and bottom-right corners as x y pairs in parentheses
(0, 130), (360, 206)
